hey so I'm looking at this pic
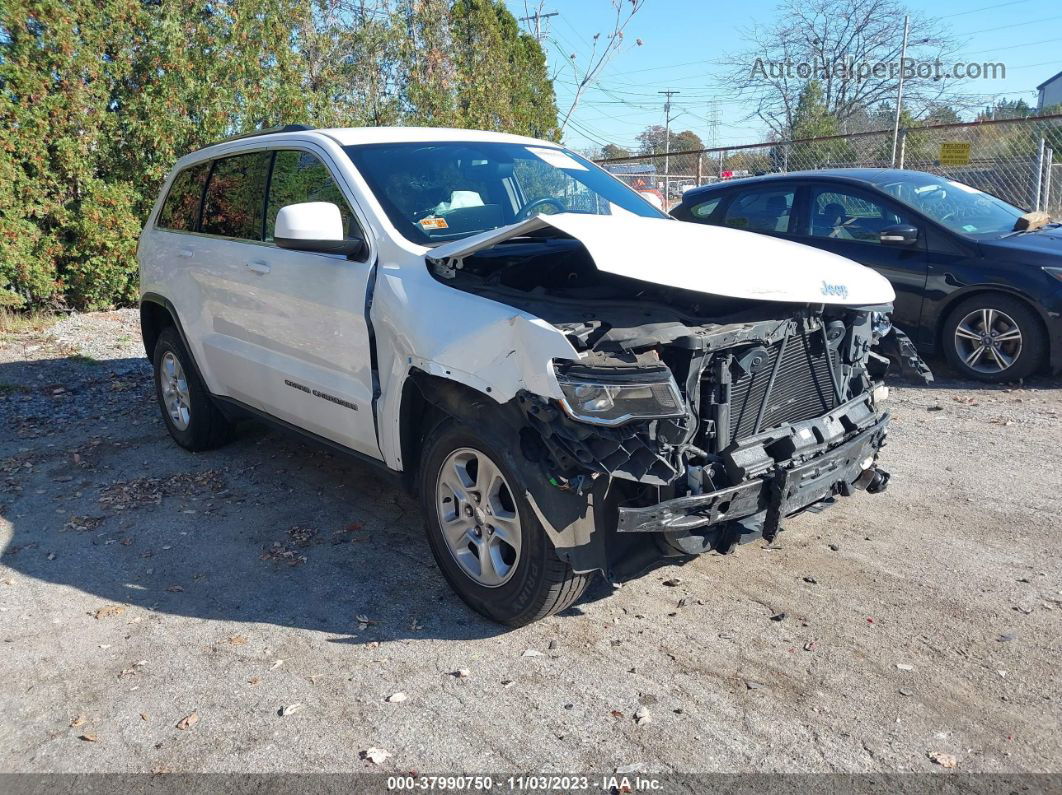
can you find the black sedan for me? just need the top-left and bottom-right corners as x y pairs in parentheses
(671, 169), (1062, 382)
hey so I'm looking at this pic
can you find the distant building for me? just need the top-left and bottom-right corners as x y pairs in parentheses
(1037, 70), (1062, 111)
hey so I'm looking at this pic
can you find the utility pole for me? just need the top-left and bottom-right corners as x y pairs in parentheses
(890, 15), (910, 168)
(659, 90), (680, 201)
(518, 9), (557, 41)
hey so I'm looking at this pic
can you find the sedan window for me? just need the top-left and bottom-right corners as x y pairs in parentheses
(722, 187), (794, 233)
(810, 187), (910, 244)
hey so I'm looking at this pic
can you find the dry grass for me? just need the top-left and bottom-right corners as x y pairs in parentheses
(0, 308), (60, 341)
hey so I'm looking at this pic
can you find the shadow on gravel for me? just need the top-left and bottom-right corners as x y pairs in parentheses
(893, 355), (1062, 392)
(0, 355), (622, 644)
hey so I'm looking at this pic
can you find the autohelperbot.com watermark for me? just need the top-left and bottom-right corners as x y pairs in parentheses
(750, 57), (1006, 81)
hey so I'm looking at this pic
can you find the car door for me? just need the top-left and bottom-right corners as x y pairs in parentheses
(195, 148), (380, 458)
(797, 183), (928, 331)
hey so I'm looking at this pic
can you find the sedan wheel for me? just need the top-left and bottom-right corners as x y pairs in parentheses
(943, 294), (1044, 382)
(952, 307), (1022, 376)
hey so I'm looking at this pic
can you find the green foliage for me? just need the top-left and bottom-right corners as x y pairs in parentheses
(636, 126), (704, 156)
(599, 143), (631, 160)
(0, 0), (559, 310)
(788, 82), (854, 168)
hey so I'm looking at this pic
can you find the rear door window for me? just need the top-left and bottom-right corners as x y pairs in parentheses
(200, 152), (272, 240)
(722, 186), (795, 233)
(265, 150), (362, 242)
(157, 163), (210, 232)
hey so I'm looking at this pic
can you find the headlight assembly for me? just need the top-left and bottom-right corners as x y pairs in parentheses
(871, 311), (893, 339)
(553, 364), (685, 426)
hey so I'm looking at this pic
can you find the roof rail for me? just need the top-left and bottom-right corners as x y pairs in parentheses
(209, 124), (313, 146)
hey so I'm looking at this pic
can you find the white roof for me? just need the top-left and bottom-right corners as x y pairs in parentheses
(316, 126), (557, 148)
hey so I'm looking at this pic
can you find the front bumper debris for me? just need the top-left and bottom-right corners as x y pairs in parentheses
(616, 413), (890, 535)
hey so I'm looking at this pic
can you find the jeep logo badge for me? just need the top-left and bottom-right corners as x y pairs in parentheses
(821, 281), (849, 300)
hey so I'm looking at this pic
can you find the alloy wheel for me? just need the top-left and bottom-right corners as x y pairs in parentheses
(953, 307), (1023, 375)
(435, 447), (522, 587)
(160, 351), (192, 430)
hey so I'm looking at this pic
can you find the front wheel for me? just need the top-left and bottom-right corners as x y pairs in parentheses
(418, 419), (589, 626)
(942, 294), (1044, 382)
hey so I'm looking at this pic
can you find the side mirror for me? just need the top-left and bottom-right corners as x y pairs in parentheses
(879, 224), (919, 246)
(275, 202), (364, 257)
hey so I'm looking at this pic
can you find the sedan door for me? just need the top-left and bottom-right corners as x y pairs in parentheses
(797, 183), (928, 331)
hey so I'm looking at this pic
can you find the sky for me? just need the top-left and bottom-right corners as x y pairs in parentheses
(503, 0), (1062, 153)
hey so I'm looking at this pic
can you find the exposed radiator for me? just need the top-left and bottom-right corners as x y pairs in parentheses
(727, 332), (839, 441)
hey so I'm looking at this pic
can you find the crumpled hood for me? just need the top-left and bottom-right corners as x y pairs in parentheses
(429, 213), (895, 306)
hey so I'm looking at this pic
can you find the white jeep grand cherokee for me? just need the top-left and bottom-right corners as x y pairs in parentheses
(139, 125), (912, 626)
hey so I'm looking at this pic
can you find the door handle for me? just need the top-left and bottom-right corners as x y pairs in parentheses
(245, 260), (271, 274)
(178, 248), (194, 258)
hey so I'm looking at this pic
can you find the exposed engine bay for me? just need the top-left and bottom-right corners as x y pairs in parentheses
(430, 233), (922, 574)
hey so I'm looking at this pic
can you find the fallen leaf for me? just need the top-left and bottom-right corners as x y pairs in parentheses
(91, 605), (125, 620)
(929, 752), (958, 769)
(248, 676), (261, 686)
(176, 712), (198, 731)
(140, 713), (149, 721)
(70, 715), (87, 728)
(610, 710), (624, 719)
(385, 692), (407, 703)
(79, 733), (98, 742)
(364, 747), (390, 765)
(227, 634), (248, 645)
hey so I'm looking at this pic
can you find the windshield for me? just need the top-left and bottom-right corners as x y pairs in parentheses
(343, 141), (667, 245)
(875, 172), (1024, 236)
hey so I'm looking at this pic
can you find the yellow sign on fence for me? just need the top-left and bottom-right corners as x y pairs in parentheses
(940, 142), (971, 166)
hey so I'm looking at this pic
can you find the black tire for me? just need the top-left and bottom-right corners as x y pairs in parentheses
(418, 418), (590, 627)
(942, 294), (1045, 382)
(152, 326), (234, 451)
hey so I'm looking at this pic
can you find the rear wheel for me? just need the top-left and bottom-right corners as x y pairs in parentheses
(152, 327), (234, 451)
(419, 419), (589, 626)
(942, 294), (1044, 382)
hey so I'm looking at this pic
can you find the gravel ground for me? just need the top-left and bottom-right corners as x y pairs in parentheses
(1, 310), (1060, 775)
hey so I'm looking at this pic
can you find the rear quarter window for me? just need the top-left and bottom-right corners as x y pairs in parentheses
(156, 163), (210, 232)
(691, 196), (722, 219)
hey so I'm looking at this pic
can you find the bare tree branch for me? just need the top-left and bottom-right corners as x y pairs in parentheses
(554, 0), (645, 133)
(717, 0), (973, 136)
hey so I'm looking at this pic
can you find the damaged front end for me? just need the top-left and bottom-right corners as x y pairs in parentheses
(519, 308), (900, 572)
(427, 219), (927, 580)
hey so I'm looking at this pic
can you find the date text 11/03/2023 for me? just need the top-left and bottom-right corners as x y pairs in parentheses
(386, 774), (665, 791)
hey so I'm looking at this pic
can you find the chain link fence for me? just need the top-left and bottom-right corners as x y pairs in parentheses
(597, 114), (1062, 215)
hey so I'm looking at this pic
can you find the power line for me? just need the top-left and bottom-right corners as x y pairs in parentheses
(960, 14), (1062, 36)
(941, 0), (1034, 18)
